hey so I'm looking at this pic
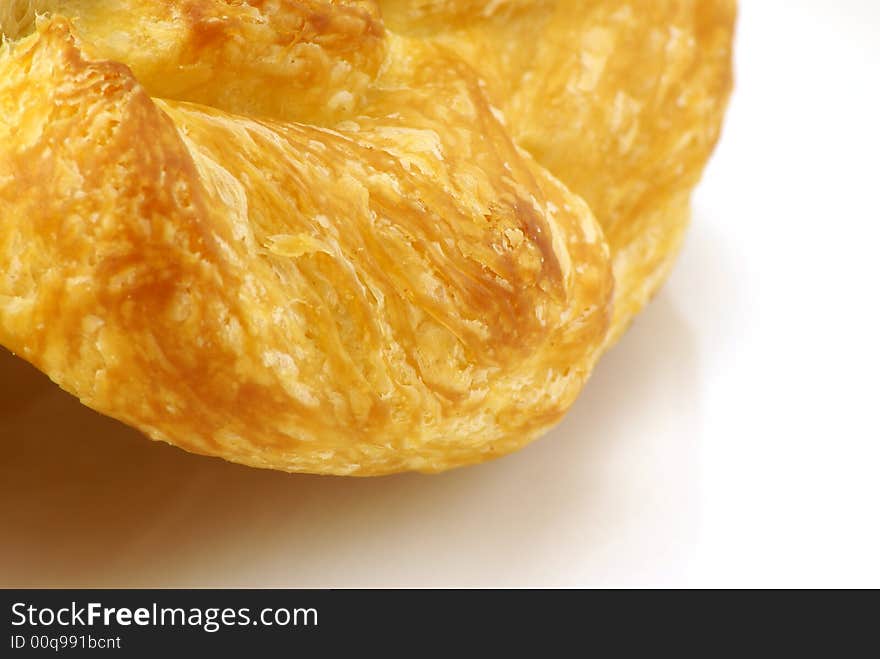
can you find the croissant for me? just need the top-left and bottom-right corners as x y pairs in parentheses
(0, 1), (735, 475)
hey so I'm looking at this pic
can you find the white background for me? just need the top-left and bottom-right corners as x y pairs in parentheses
(1, 0), (878, 588)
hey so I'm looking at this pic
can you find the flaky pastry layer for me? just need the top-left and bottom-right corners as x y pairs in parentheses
(0, 1), (734, 474)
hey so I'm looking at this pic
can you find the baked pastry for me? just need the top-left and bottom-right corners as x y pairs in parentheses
(0, 1), (735, 475)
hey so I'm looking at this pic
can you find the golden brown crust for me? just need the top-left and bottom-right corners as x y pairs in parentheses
(383, 0), (737, 342)
(73, 0), (387, 123)
(0, 1), (734, 475)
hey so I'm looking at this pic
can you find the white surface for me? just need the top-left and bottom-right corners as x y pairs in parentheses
(1, 0), (878, 588)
